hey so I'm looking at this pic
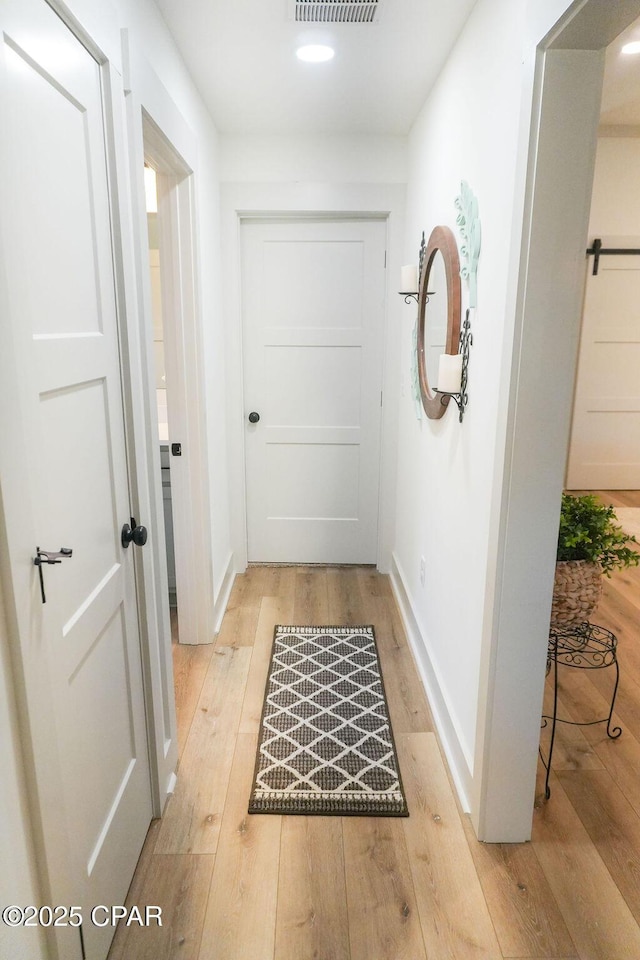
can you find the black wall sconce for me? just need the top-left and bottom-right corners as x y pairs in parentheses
(434, 308), (472, 423)
(399, 232), (433, 303)
(399, 231), (424, 303)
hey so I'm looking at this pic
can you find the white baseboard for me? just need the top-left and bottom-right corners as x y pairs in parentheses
(213, 552), (236, 636)
(389, 552), (473, 812)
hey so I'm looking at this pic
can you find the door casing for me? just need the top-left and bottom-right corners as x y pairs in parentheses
(143, 116), (215, 646)
(220, 185), (406, 576)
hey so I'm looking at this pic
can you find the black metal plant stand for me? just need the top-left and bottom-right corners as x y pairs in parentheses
(540, 621), (621, 799)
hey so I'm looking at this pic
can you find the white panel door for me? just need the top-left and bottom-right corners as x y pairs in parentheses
(242, 219), (386, 563)
(567, 242), (640, 489)
(0, 3), (151, 958)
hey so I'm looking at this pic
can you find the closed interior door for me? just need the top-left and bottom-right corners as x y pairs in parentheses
(242, 219), (386, 563)
(0, 3), (151, 958)
(567, 243), (640, 488)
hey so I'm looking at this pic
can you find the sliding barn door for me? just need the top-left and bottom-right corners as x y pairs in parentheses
(567, 242), (640, 489)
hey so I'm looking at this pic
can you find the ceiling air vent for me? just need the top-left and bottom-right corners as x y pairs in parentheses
(290, 1), (381, 24)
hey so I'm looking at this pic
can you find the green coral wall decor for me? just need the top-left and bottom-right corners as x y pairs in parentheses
(454, 182), (481, 308)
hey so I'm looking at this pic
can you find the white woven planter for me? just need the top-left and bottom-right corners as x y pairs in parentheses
(551, 559), (602, 624)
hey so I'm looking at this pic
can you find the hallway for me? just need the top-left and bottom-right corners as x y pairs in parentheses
(108, 561), (640, 959)
(5, 4), (640, 959)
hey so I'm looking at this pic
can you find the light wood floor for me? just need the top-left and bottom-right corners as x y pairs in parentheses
(109, 498), (640, 960)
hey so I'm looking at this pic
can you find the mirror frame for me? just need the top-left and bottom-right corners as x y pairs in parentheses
(417, 225), (462, 419)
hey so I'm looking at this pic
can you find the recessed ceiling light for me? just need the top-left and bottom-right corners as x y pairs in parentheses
(622, 41), (640, 55)
(296, 44), (335, 63)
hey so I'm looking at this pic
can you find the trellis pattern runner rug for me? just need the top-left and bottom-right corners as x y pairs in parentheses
(249, 625), (408, 816)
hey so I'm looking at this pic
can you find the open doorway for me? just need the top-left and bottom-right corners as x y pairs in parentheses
(144, 163), (179, 642)
(142, 116), (214, 648)
(475, 0), (640, 842)
(535, 13), (640, 839)
(566, 16), (640, 493)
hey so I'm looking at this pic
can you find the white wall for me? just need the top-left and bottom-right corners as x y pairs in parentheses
(220, 134), (407, 183)
(392, 0), (527, 808)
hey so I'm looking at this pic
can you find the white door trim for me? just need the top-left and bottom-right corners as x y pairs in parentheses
(146, 119), (215, 650)
(221, 183), (406, 574)
(106, 62), (179, 816)
(123, 41), (215, 651)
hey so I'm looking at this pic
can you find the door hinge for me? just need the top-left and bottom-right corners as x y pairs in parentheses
(384, 250), (387, 268)
(380, 391), (383, 407)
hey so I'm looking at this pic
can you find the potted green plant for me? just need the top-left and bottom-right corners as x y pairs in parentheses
(552, 493), (640, 623)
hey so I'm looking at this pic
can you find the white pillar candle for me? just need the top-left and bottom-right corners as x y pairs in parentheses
(400, 265), (418, 293)
(437, 353), (463, 394)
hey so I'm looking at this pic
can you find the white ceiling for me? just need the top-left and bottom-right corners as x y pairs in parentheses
(601, 15), (640, 127)
(152, 0), (478, 135)
(151, 1), (640, 136)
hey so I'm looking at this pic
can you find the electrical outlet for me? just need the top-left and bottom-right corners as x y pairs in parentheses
(419, 556), (426, 586)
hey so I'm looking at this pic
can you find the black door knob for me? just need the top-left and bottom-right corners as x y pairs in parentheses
(131, 524), (148, 546)
(121, 520), (148, 548)
(248, 411), (260, 423)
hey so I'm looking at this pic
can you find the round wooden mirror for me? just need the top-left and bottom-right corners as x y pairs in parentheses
(417, 225), (462, 419)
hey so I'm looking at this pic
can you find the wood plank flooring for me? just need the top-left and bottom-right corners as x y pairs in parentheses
(109, 502), (640, 959)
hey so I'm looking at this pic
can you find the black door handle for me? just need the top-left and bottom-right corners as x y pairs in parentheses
(248, 411), (260, 423)
(121, 519), (148, 548)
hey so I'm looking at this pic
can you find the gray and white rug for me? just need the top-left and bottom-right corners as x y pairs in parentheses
(248, 625), (408, 816)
